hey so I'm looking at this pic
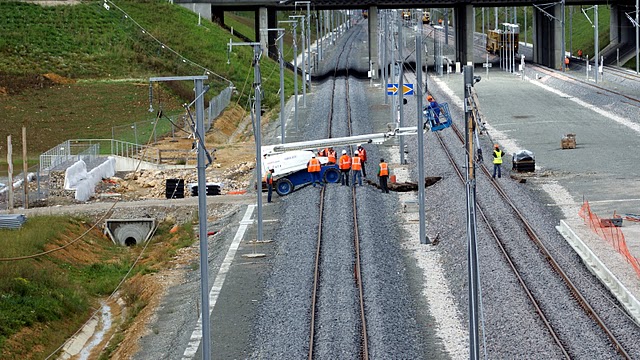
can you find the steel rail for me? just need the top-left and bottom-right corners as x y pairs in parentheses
(308, 26), (369, 360)
(433, 129), (571, 359)
(441, 110), (631, 359)
(532, 64), (639, 105)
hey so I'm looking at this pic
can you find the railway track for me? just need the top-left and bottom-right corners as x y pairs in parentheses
(428, 96), (632, 358)
(308, 25), (369, 359)
(532, 63), (640, 105)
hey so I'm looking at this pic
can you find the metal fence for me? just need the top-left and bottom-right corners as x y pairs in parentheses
(39, 140), (100, 173)
(110, 85), (233, 144)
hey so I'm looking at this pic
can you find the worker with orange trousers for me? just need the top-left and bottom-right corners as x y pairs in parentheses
(338, 150), (351, 186)
(378, 158), (389, 193)
(352, 153), (363, 187)
(307, 154), (323, 187)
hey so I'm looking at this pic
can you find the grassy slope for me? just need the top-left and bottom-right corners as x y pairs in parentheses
(0, 1), (296, 169)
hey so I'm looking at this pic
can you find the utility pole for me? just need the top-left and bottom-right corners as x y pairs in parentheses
(390, 11), (396, 130)
(636, 0), (639, 73)
(296, 2), (311, 94)
(595, 5), (599, 83)
(264, 28), (286, 144)
(383, 10), (389, 104)
(399, 18), (405, 165)
(22, 127), (28, 209)
(150, 74), (210, 359)
(416, 10), (428, 245)
(285, 18), (301, 129)
(561, 0), (566, 72)
(7, 135), (13, 213)
(464, 65), (480, 360)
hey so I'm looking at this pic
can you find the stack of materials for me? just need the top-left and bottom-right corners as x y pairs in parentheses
(512, 150), (535, 172)
(165, 179), (185, 199)
(191, 183), (221, 196)
(561, 133), (576, 149)
(0, 214), (27, 229)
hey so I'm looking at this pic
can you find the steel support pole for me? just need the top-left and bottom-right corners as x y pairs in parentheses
(316, 11), (321, 61)
(561, 0), (566, 72)
(525, 7), (527, 46)
(194, 77), (211, 360)
(390, 13), (396, 128)
(300, 16), (307, 106)
(384, 11), (388, 104)
(306, 2), (311, 92)
(464, 65), (479, 360)
(416, 13), (428, 245)
(399, 20), (405, 165)
(278, 31), (285, 143)
(253, 45), (264, 245)
(292, 24), (299, 130)
(636, 0), (640, 74)
(595, 5), (599, 83)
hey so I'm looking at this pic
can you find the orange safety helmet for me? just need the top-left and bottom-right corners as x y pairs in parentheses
(494, 144), (499, 148)
(427, 95), (433, 101)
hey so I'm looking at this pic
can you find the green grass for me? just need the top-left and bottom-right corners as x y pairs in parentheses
(0, 215), (197, 358)
(0, 216), (132, 354)
(0, 1), (298, 172)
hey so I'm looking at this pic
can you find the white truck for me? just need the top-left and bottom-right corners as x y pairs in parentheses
(261, 127), (420, 196)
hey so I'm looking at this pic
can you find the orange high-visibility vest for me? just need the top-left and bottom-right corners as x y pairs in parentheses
(307, 158), (321, 172)
(264, 171), (273, 185)
(327, 150), (337, 164)
(379, 162), (389, 176)
(339, 155), (351, 170)
(357, 148), (367, 162)
(352, 156), (362, 171)
(318, 148), (328, 157)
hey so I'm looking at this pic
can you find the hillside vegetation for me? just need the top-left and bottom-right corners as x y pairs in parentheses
(0, 0), (296, 169)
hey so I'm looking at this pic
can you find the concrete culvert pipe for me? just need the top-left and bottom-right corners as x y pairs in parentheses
(113, 223), (149, 246)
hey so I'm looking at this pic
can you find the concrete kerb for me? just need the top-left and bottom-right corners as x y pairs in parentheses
(556, 220), (640, 325)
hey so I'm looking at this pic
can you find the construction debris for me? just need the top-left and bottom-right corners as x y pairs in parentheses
(365, 176), (441, 192)
(561, 133), (576, 149)
(0, 214), (27, 229)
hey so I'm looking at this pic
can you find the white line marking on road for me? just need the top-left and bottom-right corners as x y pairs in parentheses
(525, 75), (640, 135)
(182, 204), (256, 359)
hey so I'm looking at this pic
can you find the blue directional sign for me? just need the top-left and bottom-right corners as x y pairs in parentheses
(387, 83), (414, 96)
(387, 83), (399, 95)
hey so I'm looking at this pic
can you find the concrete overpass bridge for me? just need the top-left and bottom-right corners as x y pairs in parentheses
(176, 0), (639, 72)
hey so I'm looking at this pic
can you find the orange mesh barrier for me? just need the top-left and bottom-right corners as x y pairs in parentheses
(579, 200), (640, 278)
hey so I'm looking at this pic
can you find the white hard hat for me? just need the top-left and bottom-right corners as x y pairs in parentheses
(357, 143), (362, 147)
(342, 150), (347, 154)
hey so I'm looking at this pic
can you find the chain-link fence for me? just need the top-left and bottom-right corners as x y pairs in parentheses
(111, 85), (233, 144)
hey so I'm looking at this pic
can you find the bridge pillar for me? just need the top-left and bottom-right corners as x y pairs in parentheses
(368, 6), (379, 79)
(533, 4), (562, 69)
(178, 3), (211, 22)
(454, 4), (475, 65)
(256, 7), (277, 58)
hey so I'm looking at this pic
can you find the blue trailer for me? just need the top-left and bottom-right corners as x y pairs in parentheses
(274, 164), (341, 195)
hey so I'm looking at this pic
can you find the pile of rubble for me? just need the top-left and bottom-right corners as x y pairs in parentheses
(96, 161), (256, 200)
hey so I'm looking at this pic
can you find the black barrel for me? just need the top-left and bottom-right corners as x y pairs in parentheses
(166, 179), (185, 199)
(191, 184), (220, 196)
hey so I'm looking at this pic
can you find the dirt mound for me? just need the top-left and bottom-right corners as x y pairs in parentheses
(0, 73), (58, 95)
(43, 72), (75, 85)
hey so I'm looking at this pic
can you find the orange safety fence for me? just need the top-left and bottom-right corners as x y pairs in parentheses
(579, 200), (640, 278)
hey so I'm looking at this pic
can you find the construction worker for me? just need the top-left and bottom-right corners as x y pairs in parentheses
(318, 148), (328, 157)
(564, 56), (570, 71)
(265, 168), (274, 202)
(492, 144), (504, 179)
(425, 95), (442, 126)
(338, 150), (351, 186)
(307, 154), (323, 187)
(352, 153), (363, 187)
(378, 158), (389, 193)
(357, 144), (367, 177)
(577, 49), (583, 59)
(327, 147), (337, 164)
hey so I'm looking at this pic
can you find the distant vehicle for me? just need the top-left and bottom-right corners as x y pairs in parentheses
(422, 12), (430, 24)
(362, 9), (368, 19)
(261, 150), (340, 195)
(486, 29), (519, 54)
(401, 9), (411, 21)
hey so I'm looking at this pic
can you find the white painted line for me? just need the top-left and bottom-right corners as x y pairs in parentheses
(182, 204), (256, 359)
(546, 198), (640, 207)
(525, 75), (640, 135)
